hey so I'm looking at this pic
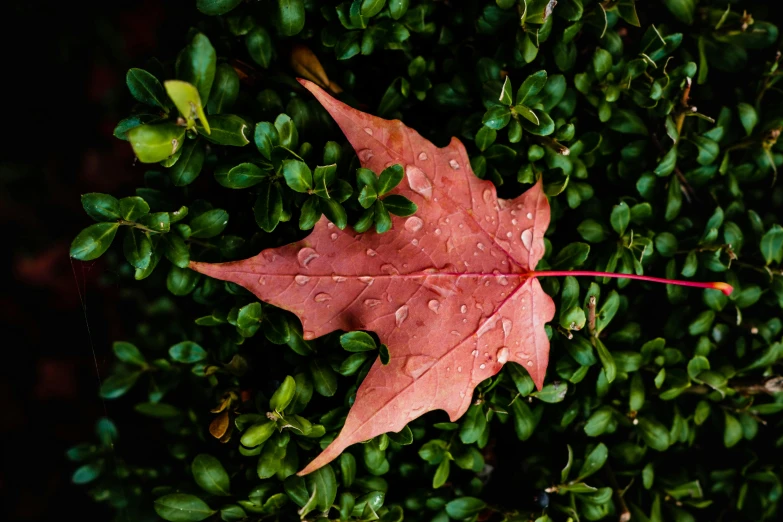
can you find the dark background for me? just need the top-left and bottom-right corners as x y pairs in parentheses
(1, 1), (190, 519)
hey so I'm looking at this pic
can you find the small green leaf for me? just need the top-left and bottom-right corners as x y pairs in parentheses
(192, 454), (230, 496)
(126, 68), (168, 110)
(198, 115), (251, 146)
(165, 80), (210, 133)
(176, 33), (216, 104)
(247, 27), (273, 68)
(576, 443), (608, 481)
(270, 375), (296, 412)
(282, 160), (313, 193)
(255, 182), (284, 233)
(113, 341), (146, 366)
(383, 195), (417, 217)
(377, 164), (404, 195)
(610, 202), (630, 235)
(207, 63), (240, 114)
(190, 209), (229, 238)
(70, 223), (119, 261)
(516, 70), (547, 105)
(760, 225), (783, 265)
(241, 420), (277, 447)
(459, 404), (487, 444)
(445, 497), (486, 520)
(169, 341), (207, 363)
(99, 372), (140, 399)
(310, 359), (338, 396)
(81, 193), (121, 222)
(128, 123), (186, 163)
(552, 242), (590, 269)
(737, 103), (758, 136)
(276, 0), (306, 37)
(170, 139), (206, 187)
(154, 493), (216, 522)
(341, 331), (377, 352)
(197, 0), (243, 16)
(359, 184), (378, 209)
(215, 162), (267, 189)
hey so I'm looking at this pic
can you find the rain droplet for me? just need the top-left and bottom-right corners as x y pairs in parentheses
(380, 264), (399, 275)
(502, 318), (513, 337)
(526, 360), (533, 367)
(332, 274), (347, 283)
(428, 300), (440, 313)
(258, 277), (266, 285)
(364, 299), (382, 308)
(457, 366), (462, 373)
(517, 351), (530, 359)
(435, 228), (442, 235)
(451, 330), (461, 336)
(526, 212), (533, 219)
(482, 189), (493, 203)
(366, 248), (377, 257)
(314, 293), (332, 302)
(460, 391), (466, 398)
(506, 232), (512, 238)
(406, 165), (433, 200)
(411, 239), (419, 246)
(497, 347), (509, 364)
(303, 331), (315, 340)
(327, 222), (335, 229)
(460, 305), (468, 314)
(418, 151), (428, 160)
(511, 218), (518, 225)
(449, 159), (460, 170)
(359, 276), (374, 285)
(476, 317), (500, 338)
(471, 350), (479, 357)
(331, 233), (338, 240)
(405, 216), (424, 233)
(297, 247), (319, 268)
(521, 229), (533, 250)
(357, 148), (374, 162)
(479, 364), (486, 369)
(477, 242), (486, 251)
(295, 275), (310, 285)
(395, 305), (409, 327)
(363, 127), (373, 135)
(404, 355), (434, 379)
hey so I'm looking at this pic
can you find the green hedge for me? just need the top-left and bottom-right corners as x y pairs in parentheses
(69, 1), (783, 521)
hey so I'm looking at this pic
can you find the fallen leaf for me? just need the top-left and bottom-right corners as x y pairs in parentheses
(191, 80), (730, 475)
(192, 79), (554, 474)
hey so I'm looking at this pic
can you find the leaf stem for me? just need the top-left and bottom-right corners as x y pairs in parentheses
(529, 270), (733, 296)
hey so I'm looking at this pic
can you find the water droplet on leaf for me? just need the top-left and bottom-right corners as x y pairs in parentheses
(297, 247), (319, 268)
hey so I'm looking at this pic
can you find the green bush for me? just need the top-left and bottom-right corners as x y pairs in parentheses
(69, 1), (783, 521)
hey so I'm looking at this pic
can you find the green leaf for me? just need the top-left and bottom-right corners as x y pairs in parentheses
(167, 266), (201, 296)
(737, 103), (757, 136)
(240, 420), (277, 447)
(593, 48), (612, 79)
(254, 182), (284, 232)
(313, 164), (336, 198)
(377, 164), (403, 195)
(72, 461), (103, 484)
(170, 139), (206, 187)
(516, 70), (547, 105)
(594, 338), (616, 383)
(198, 115), (251, 146)
(321, 199), (348, 230)
(531, 382), (568, 403)
(359, 184), (378, 209)
(552, 242), (590, 269)
(176, 33), (216, 105)
(270, 375), (296, 412)
(310, 359), (338, 396)
(459, 404), (487, 444)
(638, 417), (671, 451)
(655, 147), (677, 177)
(482, 106), (512, 130)
(584, 406), (612, 437)
(197, 0), (242, 15)
(276, 0), (306, 36)
(164, 235), (190, 268)
(70, 222), (119, 261)
(169, 341), (207, 363)
(724, 412), (743, 448)
(361, 0), (386, 17)
(515, 104), (539, 126)
(383, 195), (417, 217)
(282, 160), (313, 193)
(433, 458), (450, 488)
(190, 209), (229, 238)
(126, 68), (168, 110)
(192, 454), (230, 496)
(663, 0), (695, 24)
(247, 27), (273, 68)
(165, 80), (210, 133)
(207, 63), (240, 114)
(135, 402), (182, 418)
(128, 123), (186, 163)
(341, 331), (377, 352)
(154, 494), (216, 522)
(576, 443), (608, 481)
(608, 109), (648, 135)
(445, 497), (486, 520)
(237, 302), (263, 328)
(389, 0), (409, 19)
(123, 228), (153, 269)
(254, 122), (279, 160)
(306, 464), (337, 512)
(760, 225), (783, 265)
(99, 372), (140, 399)
(610, 202), (630, 235)
(215, 162), (267, 189)
(81, 193), (121, 222)
(113, 341), (146, 366)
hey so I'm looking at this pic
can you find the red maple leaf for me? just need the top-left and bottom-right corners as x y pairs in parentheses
(191, 80), (732, 475)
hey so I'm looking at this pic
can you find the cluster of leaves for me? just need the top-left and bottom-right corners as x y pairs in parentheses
(70, 1), (783, 522)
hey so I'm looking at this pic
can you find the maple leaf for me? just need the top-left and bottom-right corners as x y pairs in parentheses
(191, 79), (732, 475)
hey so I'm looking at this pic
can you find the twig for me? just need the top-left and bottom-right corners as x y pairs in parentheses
(587, 295), (597, 339)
